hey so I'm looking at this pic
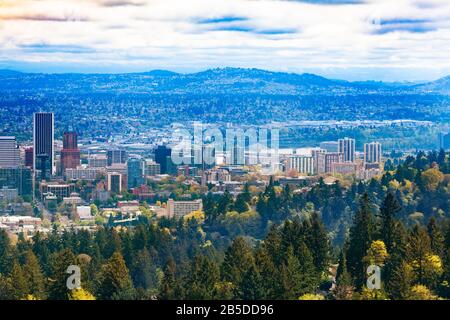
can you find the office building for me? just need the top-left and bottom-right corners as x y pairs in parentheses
(154, 145), (172, 174)
(286, 155), (315, 175)
(317, 152), (344, 174)
(33, 112), (55, 177)
(61, 131), (80, 174)
(127, 158), (145, 189)
(0, 167), (32, 196)
(65, 166), (105, 181)
(107, 149), (128, 166)
(331, 162), (358, 175)
(364, 142), (382, 164)
(107, 172), (122, 194)
(0, 136), (20, 168)
(39, 182), (74, 199)
(145, 160), (161, 176)
(25, 147), (33, 168)
(338, 138), (355, 162)
(88, 154), (108, 168)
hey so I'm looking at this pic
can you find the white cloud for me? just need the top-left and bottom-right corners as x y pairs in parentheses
(0, 0), (449, 80)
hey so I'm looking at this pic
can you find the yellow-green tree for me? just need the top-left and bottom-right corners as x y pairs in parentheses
(68, 288), (96, 300)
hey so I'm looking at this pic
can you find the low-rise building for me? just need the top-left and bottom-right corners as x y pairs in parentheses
(166, 199), (203, 218)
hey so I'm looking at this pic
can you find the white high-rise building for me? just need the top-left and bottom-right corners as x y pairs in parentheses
(364, 142), (382, 164)
(338, 138), (355, 163)
(0, 136), (20, 168)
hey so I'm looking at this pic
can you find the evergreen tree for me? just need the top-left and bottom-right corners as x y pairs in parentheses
(427, 217), (444, 258)
(22, 250), (46, 299)
(378, 192), (401, 252)
(234, 193), (250, 213)
(131, 249), (156, 290)
(334, 249), (353, 300)
(10, 261), (29, 300)
(159, 257), (179, 300)
(184, 255), (220, 299)
(221, 237), (254, 287)
(0, 230), (12, 274)
(406, 225), (432, 285)
(240, 264), (264, 300)
(305, 212), (330, 274)
(385, 257), (412, 300)
(48, 248), (77, 300)
(97, 251), (135, 300)
(346, 193), (374, 290)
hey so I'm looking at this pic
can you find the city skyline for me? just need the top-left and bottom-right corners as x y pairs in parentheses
(0, 0), (450, 81)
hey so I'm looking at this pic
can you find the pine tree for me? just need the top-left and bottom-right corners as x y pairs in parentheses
(159, 257), (179, 300)
(385, 256), (412, 300)
(184, 255), (220, 300)
(305, 212), (330, 274)
(346, 193), (374, 290)
(234, 194), (250, 213)
(48, 248), (77, 300)
(240, 264), (264, 300)
(0, 230), (12, 275)
(254, 247), (276, 299)
(22, 250), (46, 299)
(406, 225), (432, 285)
(378, 192), (401, 252)
(10, 261), (29, 300)
(427, 217), (444, 258)
(334, 249), (353, 300)
(131, 249), (155, 290)
(277, 246), (316, 299)
(97, 251), (135, 300)
(221, 237), (254, 287)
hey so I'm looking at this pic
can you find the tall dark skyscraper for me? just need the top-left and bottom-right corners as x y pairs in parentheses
(33, 112), (55, 178)
(154, 145), (172, 174)
(61, 131), (80, 173)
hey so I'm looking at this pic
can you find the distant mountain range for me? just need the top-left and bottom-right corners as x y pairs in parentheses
(0, 67), (449, 137)
(0, 67), (449, 95)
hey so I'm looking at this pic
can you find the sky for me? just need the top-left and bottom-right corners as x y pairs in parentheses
(0, 0), (450, 81)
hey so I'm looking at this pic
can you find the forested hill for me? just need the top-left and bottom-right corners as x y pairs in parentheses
(0, 68), (449, 134)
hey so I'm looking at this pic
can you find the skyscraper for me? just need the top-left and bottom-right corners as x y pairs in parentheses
(154, 145), (172, 174)
(107, 149), (128, 166)
(0, 136), (20, 168)
(338, 138), (355, 163)
(25, 147), (33, 168)
(364, 142), (382, 164)
(33, 112), (55, 178)
(127, 157), (145, 189)
(61, 131), (80, 174)
(107, 172), (122, 194)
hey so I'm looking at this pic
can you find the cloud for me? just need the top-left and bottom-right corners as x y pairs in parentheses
(284, 0), (365, 5)
(97, 0), (146, 7)
(196, 16), (248, 24)
(0, 0), (449, 81)
(19, 43), (96, 54)
(0, 13), (90, 22)
(373, 18), (437, 34)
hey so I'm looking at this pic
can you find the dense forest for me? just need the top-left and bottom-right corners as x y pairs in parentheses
(0, 150), (449, 300)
